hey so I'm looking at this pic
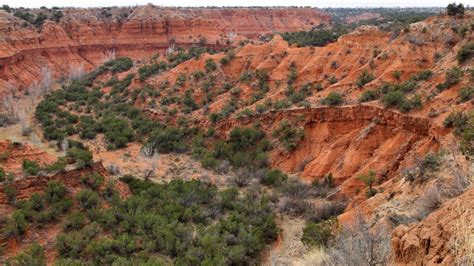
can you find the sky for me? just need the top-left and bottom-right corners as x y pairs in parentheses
(3, 0), (471, 8)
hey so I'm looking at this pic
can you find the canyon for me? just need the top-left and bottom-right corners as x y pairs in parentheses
(0, 5), (472, 265)
(0, 6), (330, 93)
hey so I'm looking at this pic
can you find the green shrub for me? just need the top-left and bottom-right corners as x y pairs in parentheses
(56, 223), (100, 259)
(34, 209), (57, 226)
(44, 181), (67, 204)
(301, 218), (337, 247)
(444, 111), (469, 129)
(104, 57), (133, 74)
(0, 167), (5, 182)
(281, 28), (346, 47)
(148, 127), (188, 153)
(182, 90), (198, 113)
(285, 83), (312, 104)
(205, 59), (217, 72)
(66, 147), (93, 169)
(411, 70), (433, 81)
(457, 42), (474, 64)
(229, 126), (267, 151)
(8, 242), (46, 265)
(5, 210), (27, 237)
(138, 61), (167, 81)
(81, 174), (104, 191)
(102, 181), (118, 202)
(273, 100), (290, 110)
(356, 70), (375, 88)
(383, 90), (405, 108)
(200, 152), (219, 170)
(32, 12), (47, 27)
(46, 157), (67, 173)
(111, 74), (133, 95)
(437, 67), (463, 91)
(272, 120), (304, 151)
(321, 92), (344, 106)
(53, 198), (73, 214)
(209, 112), (223, 124)
(327, 75), (338, 85)
(458, 87), (473, 102)
(22, 159), (41, 176)
(52, 11), (64, 22)
(219, 51), (235, 66)
(205, 125), (270, 170)
(359, 89), (380, 102)
(4, 185), (17, 204)
(239, 71), (253, 83)
(63, 212), (86, 232)
(76, 190), (100, 210)
(29, 193), (45, 211)
(101, 117), (134, 149)
(392, 70), (401, 80)
(420, 153), (441, 172)
(288, 62), (297, 84)
(256, 103), (269, 114)
(261, 169), (288, 186)
(398, 80), (418, 93)
(444, 111), (473, 157)
(192, 70), (205, 81)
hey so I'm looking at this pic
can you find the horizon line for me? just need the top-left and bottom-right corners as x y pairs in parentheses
(4, 5), (451, 9)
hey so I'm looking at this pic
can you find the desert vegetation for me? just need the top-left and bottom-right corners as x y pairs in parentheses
(357, 69), (434, 112)
(1, 173), (278, 264)
(0, 3), (473, 265)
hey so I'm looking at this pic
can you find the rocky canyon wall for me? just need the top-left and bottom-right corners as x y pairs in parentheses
(0, 6), (330, 92)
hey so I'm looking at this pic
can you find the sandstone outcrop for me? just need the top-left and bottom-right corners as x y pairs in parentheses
(392, 187), (473, 265)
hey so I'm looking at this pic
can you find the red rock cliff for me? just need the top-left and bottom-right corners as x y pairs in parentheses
(0, 6), (330, 92)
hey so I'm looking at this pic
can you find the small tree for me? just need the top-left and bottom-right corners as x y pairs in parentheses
(447, 3), (465, 17)
(358, 170), (377, 198)
(1, 5), (11, 13)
